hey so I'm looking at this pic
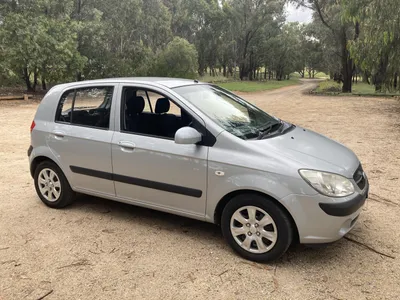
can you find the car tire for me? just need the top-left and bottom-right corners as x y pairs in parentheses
(34, 161), (76, 208)
(221, 193), (293, 262)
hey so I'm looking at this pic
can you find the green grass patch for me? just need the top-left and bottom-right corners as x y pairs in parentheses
(314, 80), (400, 97)
(351, 82), (376, 94)
(217, 79), (300, 92)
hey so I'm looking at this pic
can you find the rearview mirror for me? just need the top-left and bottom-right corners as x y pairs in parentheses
(175, 127), (202, 145)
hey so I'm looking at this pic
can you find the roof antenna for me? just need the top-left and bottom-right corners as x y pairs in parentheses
(194, 79), (199, 83)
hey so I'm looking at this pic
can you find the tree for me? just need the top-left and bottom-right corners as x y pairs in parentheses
(344, 0), (400, 92)
(291, 0), (358, 93)
(265, 23), (305, 80)
(153, 37), (199, 78)
(0, 0), (86, 91)
(225, 0), (285, 80)
(2, 0), (342, 88)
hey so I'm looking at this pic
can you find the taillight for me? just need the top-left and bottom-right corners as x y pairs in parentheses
(30, 120), (36, 133)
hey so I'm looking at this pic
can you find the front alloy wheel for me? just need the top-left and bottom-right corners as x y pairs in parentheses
(230, 206), (278, 253)
(221, 193), (293, 262)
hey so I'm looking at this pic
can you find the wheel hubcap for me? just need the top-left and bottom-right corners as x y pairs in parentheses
(38, 168), (61, 202)
(230, 205), (277, 254)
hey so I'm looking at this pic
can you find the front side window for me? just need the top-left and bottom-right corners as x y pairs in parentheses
(56, 86), (114, 129)
(173, 85), (281, 140)
(121, 87), (193, 139)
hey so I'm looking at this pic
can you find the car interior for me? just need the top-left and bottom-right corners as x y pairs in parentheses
(122, 87), (193, 138)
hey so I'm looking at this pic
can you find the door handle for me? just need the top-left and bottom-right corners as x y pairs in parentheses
(52, 131), (65, 140)
(118, 141), (136, 151)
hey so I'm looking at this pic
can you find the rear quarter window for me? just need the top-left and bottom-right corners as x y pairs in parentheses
(56, 86), (114, 129)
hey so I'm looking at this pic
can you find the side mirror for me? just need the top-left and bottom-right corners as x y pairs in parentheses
(175, 127), (202, 145)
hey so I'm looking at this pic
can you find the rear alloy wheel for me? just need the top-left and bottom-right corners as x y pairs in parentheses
(221, 193), (293, 262)
(34, 161), (76, 208)
(38, 168), (62, 202)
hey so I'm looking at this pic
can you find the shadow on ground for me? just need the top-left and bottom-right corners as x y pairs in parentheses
(64, 194), (354, 267)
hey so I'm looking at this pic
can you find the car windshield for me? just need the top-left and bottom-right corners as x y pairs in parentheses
(173, 84), (280, 140)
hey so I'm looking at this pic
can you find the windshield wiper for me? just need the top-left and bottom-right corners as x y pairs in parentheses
(257, 121), (282, 140)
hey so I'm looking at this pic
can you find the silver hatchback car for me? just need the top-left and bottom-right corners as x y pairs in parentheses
(28, 78), (369, 262)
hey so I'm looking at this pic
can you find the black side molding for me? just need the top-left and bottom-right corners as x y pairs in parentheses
(319, 192), (368, 217)
(113, 174), (202, 198)
(70, 166), (202, 198)
(70, 166), (113, 181)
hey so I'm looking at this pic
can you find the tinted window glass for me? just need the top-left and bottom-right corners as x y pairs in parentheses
(56, 86), (114, 129)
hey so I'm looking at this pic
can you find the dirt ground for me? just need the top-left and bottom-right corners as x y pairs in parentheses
(1, 80), (399, 299)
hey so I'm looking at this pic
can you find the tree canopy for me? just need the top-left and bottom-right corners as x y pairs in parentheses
(0, 0), (398, 93)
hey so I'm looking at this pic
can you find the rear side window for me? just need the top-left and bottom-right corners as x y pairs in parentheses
(56, 86), (114, 129)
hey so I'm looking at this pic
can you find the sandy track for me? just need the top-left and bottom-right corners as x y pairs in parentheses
(0, 81), (399, 299)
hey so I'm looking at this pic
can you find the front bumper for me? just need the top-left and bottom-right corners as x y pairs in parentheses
(281, 178), (369, 244)
(319, 188), (368, 217)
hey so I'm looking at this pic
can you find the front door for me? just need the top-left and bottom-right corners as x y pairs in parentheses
(111, 86), (208, 219)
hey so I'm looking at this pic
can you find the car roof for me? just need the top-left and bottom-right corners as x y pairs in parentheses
(56, 77), (204, 89)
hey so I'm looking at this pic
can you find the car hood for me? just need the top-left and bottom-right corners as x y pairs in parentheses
(249, 126), (359, 178)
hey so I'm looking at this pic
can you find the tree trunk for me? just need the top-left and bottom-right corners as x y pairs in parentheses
(340, 28), (353, 93)
(228, 66), (233, 77)
(223, 65), (227, 77)
(42, 77), (47, 90)
(23, 67), (33, 92)
(276, 68), (284, 81)
(240, 63), (250, 80)
(264, 68), (267, 80)
(373, 54), (389, 92)
(33, 71), (38, 92)
(362, 71), (370, 84)
(76, 72), (83, 81)
(394, 73), (398, 89)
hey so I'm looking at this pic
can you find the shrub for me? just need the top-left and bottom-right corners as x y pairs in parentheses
(317, 81), (342, 93)
(153, 37), (199, 79)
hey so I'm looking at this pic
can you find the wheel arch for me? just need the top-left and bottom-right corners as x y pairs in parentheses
(213, 189), (299, 243)
(30, 156), (61, 178)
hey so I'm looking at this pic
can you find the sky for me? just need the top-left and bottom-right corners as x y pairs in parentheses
(285, 3), (313, 23)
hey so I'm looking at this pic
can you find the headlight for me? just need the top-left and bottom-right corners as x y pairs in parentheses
(299, 169), (355, 197)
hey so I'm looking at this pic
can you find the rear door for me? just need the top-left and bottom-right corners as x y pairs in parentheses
(47, 84), (117, 197)
(111, 84), (209, 219)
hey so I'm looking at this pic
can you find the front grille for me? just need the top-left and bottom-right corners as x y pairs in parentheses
(353, 164), (366, 190)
